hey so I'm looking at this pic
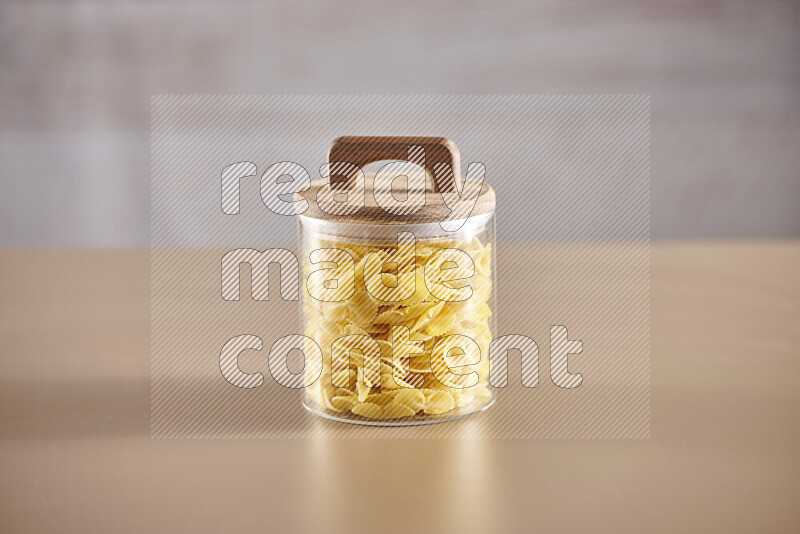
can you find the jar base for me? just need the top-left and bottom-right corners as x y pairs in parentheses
(301, 395), (495, 427)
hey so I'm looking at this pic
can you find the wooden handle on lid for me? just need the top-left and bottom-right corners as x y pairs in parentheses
(327, 136), (461, 193)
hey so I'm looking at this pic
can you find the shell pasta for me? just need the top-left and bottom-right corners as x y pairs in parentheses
(302, 234), (494, 420)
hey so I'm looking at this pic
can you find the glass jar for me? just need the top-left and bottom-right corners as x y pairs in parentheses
(297, 137), (496, 425)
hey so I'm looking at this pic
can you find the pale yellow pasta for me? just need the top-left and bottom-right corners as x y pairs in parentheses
(391, 389), (426, 412)
(382, 402), (416, 419)
(330, 395), (358, 412)
(303, 234), (493, 420)
(423, 391), (455, 415)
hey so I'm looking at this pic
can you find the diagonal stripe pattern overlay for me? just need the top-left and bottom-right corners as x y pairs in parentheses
(151, 95), (650, 439)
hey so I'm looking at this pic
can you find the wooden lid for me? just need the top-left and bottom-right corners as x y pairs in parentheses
(295, 136), (495, 226)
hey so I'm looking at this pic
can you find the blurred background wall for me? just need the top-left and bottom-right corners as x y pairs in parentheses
(0, 0), (798, 246)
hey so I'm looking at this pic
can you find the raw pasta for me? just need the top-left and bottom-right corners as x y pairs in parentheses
(303, 234), (493, 420)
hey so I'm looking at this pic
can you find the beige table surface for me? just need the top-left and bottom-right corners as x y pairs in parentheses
(1, 242), (799, 533)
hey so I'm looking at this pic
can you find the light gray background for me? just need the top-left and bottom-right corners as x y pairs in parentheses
(1, 0), (798, 245)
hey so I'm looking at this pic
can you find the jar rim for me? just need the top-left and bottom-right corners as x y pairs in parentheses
(299, 210), (494, 242)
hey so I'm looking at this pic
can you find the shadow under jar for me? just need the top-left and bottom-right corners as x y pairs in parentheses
(296, 137), (496, 425)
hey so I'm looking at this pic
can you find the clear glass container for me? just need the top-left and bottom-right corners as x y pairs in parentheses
(297, 136), (496, 425)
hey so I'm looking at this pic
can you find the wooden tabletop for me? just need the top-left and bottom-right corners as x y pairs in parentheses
(1, 242), (798, 533)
